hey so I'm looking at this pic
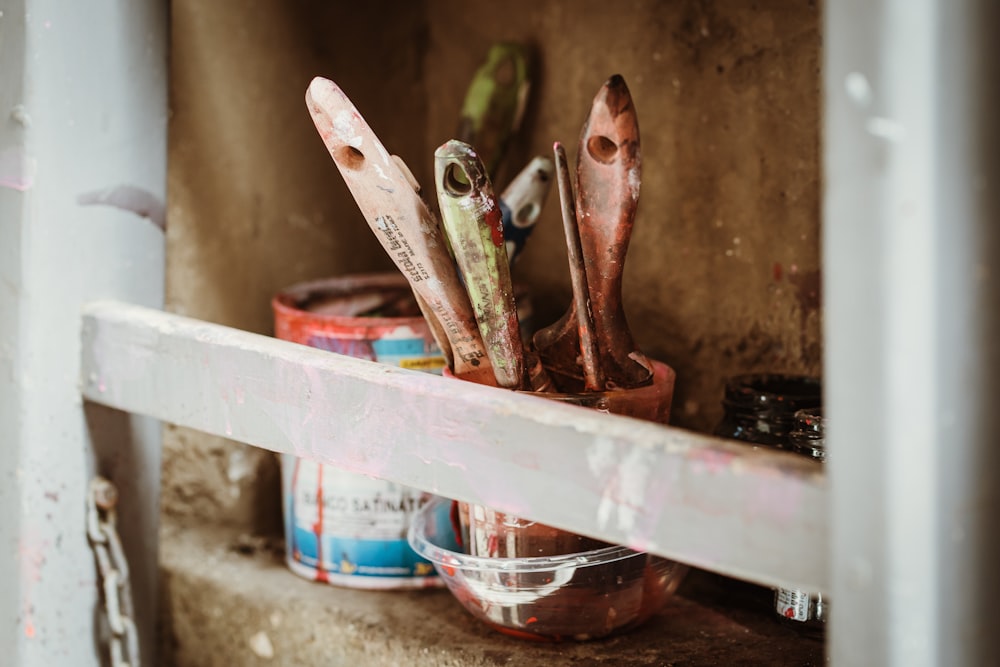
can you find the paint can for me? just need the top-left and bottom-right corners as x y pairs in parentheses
(272, 272), (449, 589)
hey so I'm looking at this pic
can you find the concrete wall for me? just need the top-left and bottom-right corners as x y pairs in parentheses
(165, 0), (821, 526)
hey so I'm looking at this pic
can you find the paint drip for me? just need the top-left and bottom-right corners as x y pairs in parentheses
(272, 272), (453, 589)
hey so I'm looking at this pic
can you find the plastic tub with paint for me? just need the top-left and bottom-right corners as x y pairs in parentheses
(452, 359), (677, 560)
(272, 272), (451, 589)
(427, 358), (687, 639)
(409, 496), (688, 641)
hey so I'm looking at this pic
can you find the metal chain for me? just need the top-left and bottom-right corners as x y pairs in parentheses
(87, 477), (140, 667)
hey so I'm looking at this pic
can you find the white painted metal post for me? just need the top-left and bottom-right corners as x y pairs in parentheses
(825, 1), (999, 665)
(0, 1), (167, 665)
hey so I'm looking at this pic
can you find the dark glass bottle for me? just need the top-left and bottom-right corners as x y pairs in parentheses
(773, 407), (827, 637)
(714, 374), (823, 447)
(788, 407), (826, 462)
(714, 376), (825, 640)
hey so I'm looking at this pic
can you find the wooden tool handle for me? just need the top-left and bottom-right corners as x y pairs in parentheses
(499, 155), (554, 266)
(457, 42), (532, 180)
(554, 142), (604, 391)
(306, 77), (495, 384)
(435, 140), (526, 389)
(575, 74), (651, 388)
(575, 74), (640, 321)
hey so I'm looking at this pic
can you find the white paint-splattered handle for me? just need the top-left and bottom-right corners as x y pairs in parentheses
(306, 77), (495, 385)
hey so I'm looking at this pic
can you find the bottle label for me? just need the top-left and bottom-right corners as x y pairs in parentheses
(776, 587), (811, 622)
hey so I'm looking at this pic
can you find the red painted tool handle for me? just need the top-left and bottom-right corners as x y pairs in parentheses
(554, 142), (604, 391)
(575, 74), (640, 334)
(574, 75), (651, 388)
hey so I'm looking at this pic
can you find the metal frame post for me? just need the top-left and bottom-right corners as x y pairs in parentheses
(0, 1), (167, 664)
(825, 1), (1000, 664)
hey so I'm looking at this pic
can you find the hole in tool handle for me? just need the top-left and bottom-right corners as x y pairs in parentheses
(336, 145), (366, 170)
(443, 162), (473, 196)
(586, 135), (618, 164)
(513, 202), (541, 228)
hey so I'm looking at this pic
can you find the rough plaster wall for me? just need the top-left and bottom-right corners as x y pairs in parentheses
(164, 0), (821, 521)
(164, 1), (430, 527)
(423, 0), (823, 433)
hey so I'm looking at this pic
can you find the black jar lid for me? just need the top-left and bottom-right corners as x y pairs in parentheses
(721, 374), (822, 415)
(717, 374), (823, 447)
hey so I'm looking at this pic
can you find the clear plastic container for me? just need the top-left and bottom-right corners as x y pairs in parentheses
(456, 359), (676, 560)
(408, 497), (688, 641)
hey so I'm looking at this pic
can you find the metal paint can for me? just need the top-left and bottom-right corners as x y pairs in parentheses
(272, 272), (449, 589)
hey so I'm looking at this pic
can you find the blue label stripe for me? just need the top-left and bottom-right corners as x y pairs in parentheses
(371, 337), (431, 357)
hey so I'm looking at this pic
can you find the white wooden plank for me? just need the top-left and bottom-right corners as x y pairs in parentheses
(81, 300), (828, 591)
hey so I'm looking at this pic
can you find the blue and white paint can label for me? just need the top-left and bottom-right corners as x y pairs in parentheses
(282, 457), (443, 588)
(272, 273), (449, 589)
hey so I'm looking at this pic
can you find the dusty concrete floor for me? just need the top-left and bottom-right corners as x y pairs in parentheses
(159, 523), (825, 666)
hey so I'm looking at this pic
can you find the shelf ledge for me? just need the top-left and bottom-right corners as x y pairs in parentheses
(80, 300), (827, 591)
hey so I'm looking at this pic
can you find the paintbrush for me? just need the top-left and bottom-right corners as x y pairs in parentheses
(534, 75), (652, 390)
(498, 155), (554, 267)
(434, 140), (528, 389)
(457, 42), (532, 182)
(553, 142), (604, 392)
(305, 77), (495, 385)
(385, 152), (460, 368)
(575, 74), (652, 388)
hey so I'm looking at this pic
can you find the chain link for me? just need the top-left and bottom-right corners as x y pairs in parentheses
(87, 477), (140, 667)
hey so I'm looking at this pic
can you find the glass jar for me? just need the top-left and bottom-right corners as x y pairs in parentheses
(714, 376), (825, 639)
(773, 407), (827, 636)
(713, 374), (822, 448)
(789, 406), (826, 461)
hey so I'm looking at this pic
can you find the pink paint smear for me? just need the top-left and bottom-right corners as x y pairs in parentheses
(0, 146), (37, 191)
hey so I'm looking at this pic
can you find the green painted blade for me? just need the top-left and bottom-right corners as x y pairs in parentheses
(456, 42), (531, 181)
(435, 140), (526, 389)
